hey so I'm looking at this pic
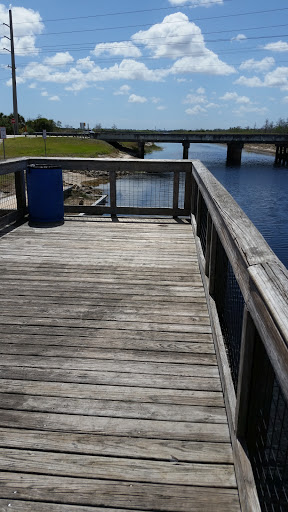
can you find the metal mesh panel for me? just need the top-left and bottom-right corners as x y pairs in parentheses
(63, 169), (185, 210)
(100, 171), (185, 209)
(63, 170), (109, 207)
(247, 334), (288, 512)
(199, 198), (208, 256)
(213, 236), (245, 390)
(0, 173), (17, 215)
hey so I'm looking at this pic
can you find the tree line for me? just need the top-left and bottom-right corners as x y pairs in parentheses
(0, 112), (287, 135)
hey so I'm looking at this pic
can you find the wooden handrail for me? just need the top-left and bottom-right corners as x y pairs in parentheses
(191, 159), (288, 512)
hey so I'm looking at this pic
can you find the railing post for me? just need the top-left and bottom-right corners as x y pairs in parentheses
(184, 169), (193, 214)
(235, 308), (256, 438)
(205, 213), (212, 277)
(109, 170), (116, 216)
(196, 189), (202, 237)
(14, 170), (26, 211)
(208, 223), (218, 296)
(173, 171), (179, 217)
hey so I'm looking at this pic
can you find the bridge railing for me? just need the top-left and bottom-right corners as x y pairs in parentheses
(191, 159), (288, 512)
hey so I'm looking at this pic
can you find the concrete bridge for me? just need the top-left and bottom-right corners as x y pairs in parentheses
(91, 131), (288, 164)
(37, 131), (288, 164)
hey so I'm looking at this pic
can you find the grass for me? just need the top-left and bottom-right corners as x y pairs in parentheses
(0, 137), (117, 159)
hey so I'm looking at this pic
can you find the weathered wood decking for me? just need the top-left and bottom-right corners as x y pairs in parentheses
(0, 217), (240, 511)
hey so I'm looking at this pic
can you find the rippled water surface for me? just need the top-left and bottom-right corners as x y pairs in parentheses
(147, 143), (288, 269)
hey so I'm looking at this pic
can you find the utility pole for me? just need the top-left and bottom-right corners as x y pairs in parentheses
(3, 9), (19, 134)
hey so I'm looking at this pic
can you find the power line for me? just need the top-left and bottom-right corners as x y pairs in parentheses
(11, 1), (231, 24)
(6, 31), (288, 57)
(11, 7), (288, 39)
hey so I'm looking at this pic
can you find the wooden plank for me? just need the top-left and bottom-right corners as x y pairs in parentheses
(0, 344), (217, 366)
(0, 335), (215, 353)
(0, 380), (224, 407)
(0, 410), (230, 442)
(0, 501), (143, 512)
(0, 367), (222, 391)
(0, 428), (233, 463)
(0, 355), (219, 377)
(0, 393), (226, 423)
(0, 473), (240, 511)
(0, 448), (236, 487)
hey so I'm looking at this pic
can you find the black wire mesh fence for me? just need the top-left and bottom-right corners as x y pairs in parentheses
(0, 173), (17, 216)
(63, 169), (186, 210)
(105, 170), (186, 209)
(63, 169), (110, 207)
(212, 234), (245, 390)
(247, 333), (288, 512)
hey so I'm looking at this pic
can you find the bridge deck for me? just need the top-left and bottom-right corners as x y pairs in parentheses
(0, 217), (240, 511)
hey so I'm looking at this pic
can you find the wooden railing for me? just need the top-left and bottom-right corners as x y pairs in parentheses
(191, 159), (288, 512)
(0, 158), (192, 220)
(1, 157), (288, 511)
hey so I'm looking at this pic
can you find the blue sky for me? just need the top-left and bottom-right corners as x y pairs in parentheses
(0, 0), (287, 129)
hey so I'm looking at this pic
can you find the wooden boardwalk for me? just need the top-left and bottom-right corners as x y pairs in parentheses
(0, 217), (240, 511)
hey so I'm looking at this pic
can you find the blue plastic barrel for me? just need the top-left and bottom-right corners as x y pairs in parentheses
(27, 165), (64, 225)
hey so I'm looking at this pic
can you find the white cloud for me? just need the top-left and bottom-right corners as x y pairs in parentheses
(185, 105), (207, 115)
(196, 87), (205, 94)
(0, 5), (44, 56)
(92, 42), (142, 58)
(264, 41), (288, 52)
(282, 96), (288, 103)
(169, 0), (223, 6)
(44, 52), (74, 67)
(151, 97), (161, 104)
(177, 78), (187, 82)
(239, 57), (275, 73)
(128, 94), (147, 103)
(132, 12), (235, 76)
(234, 76), (264, 87)
(233, 105), (268, 115)
(184, 93), (206, 104)
(220, 92), (251, 104)
(41, 91), (48, 96)
(76, 57), (95, 71)
(231, 34), (247, 42)
(264, 67), (288, 88)
(114, 85), (131, 95)
(157, 106), (167, 110)
(49, 95), (60, 101)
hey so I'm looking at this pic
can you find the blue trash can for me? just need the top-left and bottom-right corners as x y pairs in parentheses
(27, 165), (64, 225)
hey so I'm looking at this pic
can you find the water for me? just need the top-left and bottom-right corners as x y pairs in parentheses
(146, 143), (288, 269)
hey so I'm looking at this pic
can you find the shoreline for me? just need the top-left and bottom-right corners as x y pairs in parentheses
(243, 144), (275, 156)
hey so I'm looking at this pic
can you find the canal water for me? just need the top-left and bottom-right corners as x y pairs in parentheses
(146, 143), (288, 270)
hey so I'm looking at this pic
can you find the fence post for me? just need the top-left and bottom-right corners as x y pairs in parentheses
(14, 170), (26, 211)
(205, 212), (212, 277)
(209, 223), (218, 296)
(184, 168), (193, 214)
(235, 308), (256, 438)
(173, 171), (179, 217)
(109, 170), (116, 216)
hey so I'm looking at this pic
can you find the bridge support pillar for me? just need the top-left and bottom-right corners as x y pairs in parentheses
(182, 142), (190, 160)
(275, 145), (288, 166)
(226, 142), (244, 166)
(138, 141), (145, 159)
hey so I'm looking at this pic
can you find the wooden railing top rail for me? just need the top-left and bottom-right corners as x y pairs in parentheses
(192, 159), (288, 403)
(0, 157), (192, 176)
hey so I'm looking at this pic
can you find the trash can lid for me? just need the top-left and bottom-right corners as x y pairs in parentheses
(28, 164), (62, 169)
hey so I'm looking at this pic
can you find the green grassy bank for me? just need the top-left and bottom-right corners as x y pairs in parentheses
(0, 137), (118, 159)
